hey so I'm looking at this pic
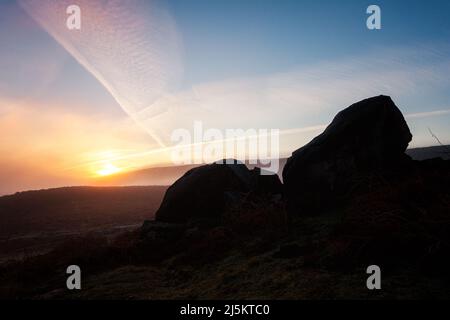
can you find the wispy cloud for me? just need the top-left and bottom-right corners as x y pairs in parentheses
(405, 109), (450, 119)
(139, 44), (450, 147)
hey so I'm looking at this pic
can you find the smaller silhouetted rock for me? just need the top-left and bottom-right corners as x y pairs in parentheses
(252, 167), (283, 194)
(155, 159), (282, 224)
(283, 95), (413, 215)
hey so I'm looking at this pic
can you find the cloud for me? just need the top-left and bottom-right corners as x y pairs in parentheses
(138, 44), (450, 147)
(405, 109), (450, 119)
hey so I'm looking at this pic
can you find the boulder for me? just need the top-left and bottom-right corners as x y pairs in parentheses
(282, 95), (413, 215)
(155, 159), (282, 224)
(252, 167), (284, 194)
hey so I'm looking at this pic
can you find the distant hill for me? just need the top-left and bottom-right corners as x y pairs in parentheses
(94, 164), (199, 187)
(0, 186), (167, 239)
(405, 145), (450, 160)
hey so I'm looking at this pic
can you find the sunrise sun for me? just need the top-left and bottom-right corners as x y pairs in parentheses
(96, 163), (121, 176)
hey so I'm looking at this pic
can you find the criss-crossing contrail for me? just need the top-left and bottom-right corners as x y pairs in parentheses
(19, 0), (182, 147)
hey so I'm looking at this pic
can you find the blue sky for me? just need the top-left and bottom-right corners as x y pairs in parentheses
(0, 0), (449, 193)
(168, 0), (450, 83)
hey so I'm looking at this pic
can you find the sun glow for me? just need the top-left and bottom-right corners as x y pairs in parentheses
(96, 163), (121, 176)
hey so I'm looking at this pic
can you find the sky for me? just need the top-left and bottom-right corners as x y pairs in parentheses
(0, 0), (450, 194)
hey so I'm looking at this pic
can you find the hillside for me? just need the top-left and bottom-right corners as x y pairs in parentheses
(0, 186), (167, 239)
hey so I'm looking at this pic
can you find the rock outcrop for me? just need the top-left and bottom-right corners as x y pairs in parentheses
(282, 95), (413, 214)
(155, 159), (282, 224)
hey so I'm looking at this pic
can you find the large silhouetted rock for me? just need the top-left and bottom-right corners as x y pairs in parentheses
(155, 160), (282, 224)
(282, 95), (413, 215)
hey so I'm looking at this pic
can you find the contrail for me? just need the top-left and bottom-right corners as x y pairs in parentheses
(19, 0), (183, 147)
